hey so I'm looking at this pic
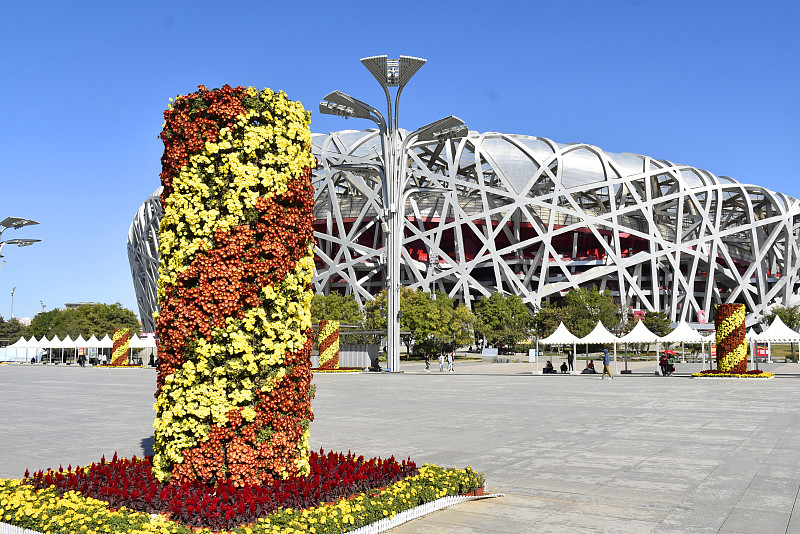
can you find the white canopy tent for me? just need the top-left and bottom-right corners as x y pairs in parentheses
(618, 321), (662, 374)
(537, 322), (580, 374)
(756, 316), (800, 365)
(659, 321), (705, 366)
(2, 336), (42, 362)
(578, 321), (619, 373)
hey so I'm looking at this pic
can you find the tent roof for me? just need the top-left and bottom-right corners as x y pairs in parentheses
(577, 321), (618, 344)
(540, 322), (581, 345)
(7, 336), (31, 348)
(759, 315), (800, 342)
(659, 321), (704, 343)
(99, 335), (113, 348)
(84, 335), (101, 348)
(618, 320), (661, 343)
(139, 334), (157, 348)
(747, 328), (762, 342)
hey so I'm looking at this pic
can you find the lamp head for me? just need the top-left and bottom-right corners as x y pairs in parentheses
(413, 116), (468, 143)
(361, 55), (427, 88)
(0, 217), (39, 230)
(319, 91), (383, 125)
(3, 238), (41, 247)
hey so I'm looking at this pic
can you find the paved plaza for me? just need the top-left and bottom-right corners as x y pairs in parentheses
(3, 361), (800, 533)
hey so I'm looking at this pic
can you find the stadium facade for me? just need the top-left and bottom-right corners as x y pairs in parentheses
(128, 129), (800, 332)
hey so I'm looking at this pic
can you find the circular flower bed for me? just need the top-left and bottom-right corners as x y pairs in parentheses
(1, 454), (484, 534)
(692, 369), (774, 379)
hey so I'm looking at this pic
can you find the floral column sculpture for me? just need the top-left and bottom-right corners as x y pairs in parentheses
(715, 303), (747, 373)
(153, 85), (316, 487)
(318, 320), (340, 370)
(110, 328), (130, 366)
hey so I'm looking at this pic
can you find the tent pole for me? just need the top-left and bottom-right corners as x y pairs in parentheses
(613, 342), (617, 374)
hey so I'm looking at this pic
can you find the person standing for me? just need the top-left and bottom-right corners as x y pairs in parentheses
(567, 350), (574, 372)
(659, 353), (669, 376)
(601, 348), (613, 380)
(447, 350), (455, 372)
(439, 353), (445, 372)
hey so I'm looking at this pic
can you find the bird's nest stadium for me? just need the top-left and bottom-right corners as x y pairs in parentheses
(128, 129), (800, 333)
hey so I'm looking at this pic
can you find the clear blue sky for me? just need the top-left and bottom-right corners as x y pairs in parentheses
(1, 0), (798, 323)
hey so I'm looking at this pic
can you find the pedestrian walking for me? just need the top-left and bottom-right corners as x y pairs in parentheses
(439, 353), (445, 372)
(424, 354), (431, 373)
(447, 351), (454, 372)
(601, 348), (613, 380)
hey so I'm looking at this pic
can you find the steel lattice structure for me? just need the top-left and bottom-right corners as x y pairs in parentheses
(127, 188), (162, 333)
(129, 129), (800, 328)
(312, 129), (800, 326)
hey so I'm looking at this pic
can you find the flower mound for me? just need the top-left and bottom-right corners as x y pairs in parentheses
(317, 320), (340, 370)
(154, 85), (317, 487)
(22, 450), (417, 531)
(715, 303), (747, 373)
(111, 328), (131, 366)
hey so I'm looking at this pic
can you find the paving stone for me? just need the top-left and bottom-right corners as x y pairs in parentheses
(4, 361), (800, 533)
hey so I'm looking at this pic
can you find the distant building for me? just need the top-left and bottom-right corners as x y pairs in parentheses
(64, 302), (98, 309)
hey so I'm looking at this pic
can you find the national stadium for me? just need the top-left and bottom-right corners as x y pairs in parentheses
(128, 129), (800, 332)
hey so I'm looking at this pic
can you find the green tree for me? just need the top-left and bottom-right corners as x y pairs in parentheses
(311, 292), (364, 324)
(28, 303), (141, 340)
(400, 289), (475, 357)
(561, 286), (617, 337)
(763, 304), (800, 330)
(642, 310), (672, 337)
(531, 302), (562, 339)
(361, 288), (475, 357)
(473, 292), (534, 350)
(0, 316), (29, 345)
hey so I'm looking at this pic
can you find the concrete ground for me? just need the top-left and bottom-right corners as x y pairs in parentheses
(2, 360), (800, 533)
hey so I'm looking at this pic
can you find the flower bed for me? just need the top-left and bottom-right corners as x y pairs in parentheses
(1, 453), (484, 534)
(692, 369), (774, 378)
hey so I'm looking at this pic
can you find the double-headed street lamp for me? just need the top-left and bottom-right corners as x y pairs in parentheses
(0, 217), (41, 257)
(320, 55), (468, 372)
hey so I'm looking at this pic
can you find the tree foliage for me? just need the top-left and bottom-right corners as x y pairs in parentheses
(311, 293), (364, 325)
(531, 302), (572, 339)
(561, 286), (618, 337)
(0, 316), (28, 344)
(640, 310), (672, 337)
(762, 304), (800, 330)
(401, 289), (474, 356)
(473, 292), (534, 349)
(27, 303), (141, 340)
(362, 288), (475, 356)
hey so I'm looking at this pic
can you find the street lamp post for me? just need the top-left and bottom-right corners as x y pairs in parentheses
(10, 286), (15, 319)
(320, 56), (468, 372)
